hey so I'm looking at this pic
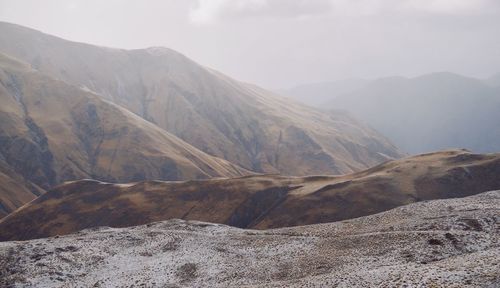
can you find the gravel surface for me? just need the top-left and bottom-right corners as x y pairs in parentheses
(1, 190), (499, 287)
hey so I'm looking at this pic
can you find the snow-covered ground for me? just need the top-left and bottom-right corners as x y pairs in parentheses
(1, 191), (499, 287)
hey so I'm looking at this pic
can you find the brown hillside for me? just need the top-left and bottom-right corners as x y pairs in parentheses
(0, 160), (44, 217)
(0, 22), (403, 175)
(1, 149), (499, 241)
(0, 53), (249, 216)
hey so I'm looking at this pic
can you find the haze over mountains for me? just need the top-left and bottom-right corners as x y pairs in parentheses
(0, 22), (401, 177)
(0, 18), (499, 287)
(279, 78), (370, 107)
(0, 22), (407, 216)
(282, 72), (500, 154)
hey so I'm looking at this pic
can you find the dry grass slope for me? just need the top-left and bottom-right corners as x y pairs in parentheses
(0, 52), (249, 217)
(1, 149), (499, 241)
(0, 21), (403, 176)
(0, 161), (44, 217)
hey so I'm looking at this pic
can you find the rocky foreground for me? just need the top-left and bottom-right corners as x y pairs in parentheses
(1, 190), (499, 287)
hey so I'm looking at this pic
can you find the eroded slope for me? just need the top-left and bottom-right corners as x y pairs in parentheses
(0, 21), (403, 175)
(0, 52), (248, 216)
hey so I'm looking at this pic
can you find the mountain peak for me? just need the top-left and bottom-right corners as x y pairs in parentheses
(144, 46), (176, 56)
(0, 22), (403, 177)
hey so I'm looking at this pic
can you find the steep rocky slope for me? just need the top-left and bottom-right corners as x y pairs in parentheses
(2, 149), (499, 241)
(0, 22), (402, 175)
(1, 191), (498, 287)
(0, 52), (248, 216)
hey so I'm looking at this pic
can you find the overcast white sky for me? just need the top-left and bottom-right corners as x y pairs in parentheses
(1, 0), (500, 89)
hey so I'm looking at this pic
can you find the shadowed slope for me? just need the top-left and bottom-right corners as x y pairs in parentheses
(0, 160), (44, 217)
(1, 149), (499, 241)
(0, 53), (249, 217)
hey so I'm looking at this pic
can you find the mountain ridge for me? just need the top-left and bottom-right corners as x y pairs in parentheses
(0, 52), (250, 217)
(2, 149), (499, 241)
(0, 21), (403, 176)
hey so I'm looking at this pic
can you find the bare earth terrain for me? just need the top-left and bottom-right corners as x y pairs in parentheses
(1, 190), (498, 287)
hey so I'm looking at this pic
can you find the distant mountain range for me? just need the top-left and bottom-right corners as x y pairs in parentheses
(486, 72), (500, 87)
(277, 78), (370, 107)
(281, 72), (500, 154)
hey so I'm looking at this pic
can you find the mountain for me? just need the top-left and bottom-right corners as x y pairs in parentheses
(0, 52), (249, 216)
(0, 22), (402, 175)
(0, 160), (44, 218)
(329, 72), (500, 154)
(1, 190), (498, 287)
(1, 149), (499, 241)
(485, 72), (500, 88)
(279, 78), (369, 107)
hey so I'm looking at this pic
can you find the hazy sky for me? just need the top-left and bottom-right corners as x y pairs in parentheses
(1, 0), (500, 89)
